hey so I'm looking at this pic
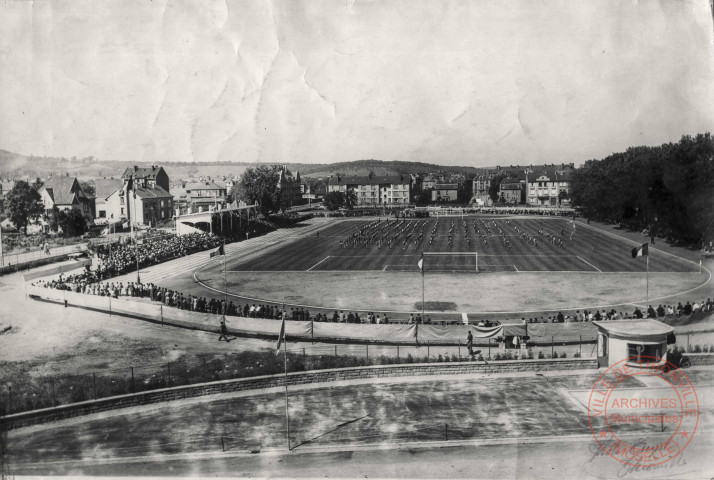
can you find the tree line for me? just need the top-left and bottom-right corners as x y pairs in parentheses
(569, 133), (714, 246)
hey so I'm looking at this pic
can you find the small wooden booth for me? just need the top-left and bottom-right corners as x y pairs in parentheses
(593, 319), (675, 368)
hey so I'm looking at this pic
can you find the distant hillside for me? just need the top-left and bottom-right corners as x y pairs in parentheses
(0, 149), (487, 182)
(293, 159), (488, 178)
(0, 150), (252, 182)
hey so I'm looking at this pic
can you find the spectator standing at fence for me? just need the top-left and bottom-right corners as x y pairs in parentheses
(467, 331), (474, 356)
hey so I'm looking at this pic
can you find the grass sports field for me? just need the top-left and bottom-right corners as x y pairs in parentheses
(167, 215), (710, 318)
(229, 216), (695, 273)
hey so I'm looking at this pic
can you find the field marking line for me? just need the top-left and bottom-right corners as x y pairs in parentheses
(478, 254), (578, 257)
(574, 220), (700, 267)
(331, 254), (420, 257)
(306, 256), (330, 272)
(576, 256), (602, 272)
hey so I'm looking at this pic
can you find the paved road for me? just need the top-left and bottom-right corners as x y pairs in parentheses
(13, 435), (712, 478)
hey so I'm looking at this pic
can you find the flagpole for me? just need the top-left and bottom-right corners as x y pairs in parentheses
(646, 254), (649, 305)
(283, 315), (291, 451)
(130, 184), (140, 284)
(421, 251), (425, 321)
(222, 239), (227, 322)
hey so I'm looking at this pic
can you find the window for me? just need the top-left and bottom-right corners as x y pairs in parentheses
(121, 208), (124, 215)
(161, 200), (165, 208)
(98, 210), (106, 218)
(627, 343), (661, 362)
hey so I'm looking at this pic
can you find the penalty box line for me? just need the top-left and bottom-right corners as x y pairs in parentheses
(576, 256), (602, 272)
(306, 256), (331, 271)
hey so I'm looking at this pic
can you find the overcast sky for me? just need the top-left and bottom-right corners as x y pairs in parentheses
(1, 0), (713, 167)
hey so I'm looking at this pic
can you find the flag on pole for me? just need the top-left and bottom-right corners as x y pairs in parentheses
(631, 243), (649, 258)
(210, 244), (225, 257)
(417, 252), (424, 273)
(276, 315), (286, 354)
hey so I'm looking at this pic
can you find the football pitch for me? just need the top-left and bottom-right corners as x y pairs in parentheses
(229, 216), (695, 274)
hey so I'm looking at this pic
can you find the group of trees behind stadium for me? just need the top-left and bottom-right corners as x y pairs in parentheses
(569, 133), (714, 246)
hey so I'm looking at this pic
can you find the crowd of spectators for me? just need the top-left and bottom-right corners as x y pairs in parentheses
(522, 300), (714, 324)
(34, 270), (714, 326)
(91, 232), (222, 279)
(30, 226), (713, 327)
(639, 300), (714, 318)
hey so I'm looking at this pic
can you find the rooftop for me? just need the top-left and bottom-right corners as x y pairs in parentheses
(94, 178), (123, 199)
(122, 165), (164, 179)
(328, 174), (410, 186)
(593, 319), (673, 337)
(133, 185), (173, 199)
(41, 176), (86, 205)
(185, 181), (225, 191)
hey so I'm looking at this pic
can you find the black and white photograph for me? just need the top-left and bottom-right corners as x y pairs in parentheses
(1, 0), (713, 478)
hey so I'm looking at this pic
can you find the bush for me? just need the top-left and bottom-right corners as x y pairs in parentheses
(560, 352), (567, 358)
(405, 354), (414, 364)
(574, 351), (581, 358)
(451, 354), (459, 362)
(477, 354), (484, 361)
(693, 345), (702, 353)
(437, 354), (444, 363)
(538, 351), (545, 359)
(527, 349), (534, 360)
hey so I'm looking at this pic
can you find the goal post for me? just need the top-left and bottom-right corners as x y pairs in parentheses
(422, 251), (478, 273)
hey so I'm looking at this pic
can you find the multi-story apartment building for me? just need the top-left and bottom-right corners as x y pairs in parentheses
(276, 165), (302, 210)
(526, 169), (572, 207)
(498, 180), (525, 204)
(327, 173), (411, 206)
(473, 164), (575, 206)
(472, 172), (497, 205)
(184, 181), (227, 212)
(431, 182), (459, 202)
(105, 165), (173, 226)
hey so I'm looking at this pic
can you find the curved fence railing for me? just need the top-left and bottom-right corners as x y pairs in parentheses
(25, 284), (600, 346)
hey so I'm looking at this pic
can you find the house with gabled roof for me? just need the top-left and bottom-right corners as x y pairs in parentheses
(93, 177), (123, 222)
(38, 174), (94, 225)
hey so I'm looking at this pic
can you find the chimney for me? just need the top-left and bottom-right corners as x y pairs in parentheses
(134, 166), (138, 171)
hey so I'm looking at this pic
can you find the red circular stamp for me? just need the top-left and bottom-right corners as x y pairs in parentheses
(587, 356), (699, 467)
